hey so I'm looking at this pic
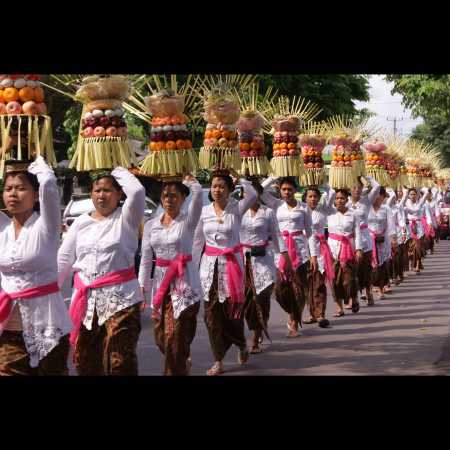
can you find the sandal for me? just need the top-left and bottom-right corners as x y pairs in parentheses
(333, 311), (345, 317)
(303, 317), (317, 324)
(238, 349), (250, 365)
(250, 345), (262, 354)
(352, 302), (360, 314)
(206, 362), (224, 376)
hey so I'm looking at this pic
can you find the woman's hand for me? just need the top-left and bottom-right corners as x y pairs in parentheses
(184, 174), (197, 183)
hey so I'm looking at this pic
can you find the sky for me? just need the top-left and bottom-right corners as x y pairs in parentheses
(354, 75), (422, 138)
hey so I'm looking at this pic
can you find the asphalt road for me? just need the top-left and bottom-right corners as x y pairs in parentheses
(66, 239), (450, 376)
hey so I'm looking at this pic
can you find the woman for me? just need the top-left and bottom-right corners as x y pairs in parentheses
(0, 157), (72, 376)
(386, 188), (408, 284)
(304, 185), (335, 325)
(328, 189), (363, 317)
(240, 181), (288, 354)
(347, 176), (381, 306)
(138, 175), (203, 375)
(58, 167), (145, 376)
(403, 187), (428, 274)
(424, 188), (439, 254)
(261, 177), (311, 338)
(368, 187), (397, 299)
(193, 172), (257, 376)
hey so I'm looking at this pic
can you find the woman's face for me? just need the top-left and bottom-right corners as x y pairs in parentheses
(3, 173), (38, 215)
(306, 190), (320, 209)
(91, 177), (122, 216)
(409, 190), (417, 202)
(211, 177), (230, 203)
(280, 182), (296, 202)
(161, 185), (185, 215)
(373, 194), (385, 208)
(351, 182), (363, 199)
(335, 192), (348, 210)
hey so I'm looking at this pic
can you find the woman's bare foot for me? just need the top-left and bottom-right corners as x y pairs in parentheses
(238, 348), (250, 364)
(206, 361), (224, 376)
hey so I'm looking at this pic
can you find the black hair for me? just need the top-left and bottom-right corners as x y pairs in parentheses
(409, 187), (417, 194)
(302, 186), (321, 203)
(90, 174), (122, 193)
(335, 188), (350, 198)
(208, 174), (235, 202)
(278, 177), (297, 191)
(251, 180), (264, 196)
(379, 186), (387, 197)
(4, 171), (40, 212)
(161, 181), (189, 198)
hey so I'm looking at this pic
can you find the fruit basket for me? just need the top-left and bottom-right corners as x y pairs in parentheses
(298, 122), (327, 186)
(267, 96), (321, 178)
(69, 75), (137, 171)
(0, 74), (56, 177)
(363, 139), (391, 186)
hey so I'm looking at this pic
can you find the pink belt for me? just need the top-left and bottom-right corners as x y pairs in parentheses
(280, 230), (305, 272)
(410, 219), (419, 240)
(368, 228), (385, 268)
(70, 267), (137, 346)
(360, 224), (368, 230)
(0, 281), (60, 333)
(204, 244), (244, 318)
(152, 254), (192, 312)
(421, 216), (435, 238)
(328, 233), (355, 266)
(315, 233), (335, 285)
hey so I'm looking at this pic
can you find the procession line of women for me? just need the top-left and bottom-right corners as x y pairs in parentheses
(0, 159), (443, 376)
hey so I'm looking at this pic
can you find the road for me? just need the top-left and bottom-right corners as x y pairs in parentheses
(67, 239), (450, 375)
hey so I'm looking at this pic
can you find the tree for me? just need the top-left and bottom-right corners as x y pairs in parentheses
(385, 74), (450, 120)
(411, 116), (450, 165)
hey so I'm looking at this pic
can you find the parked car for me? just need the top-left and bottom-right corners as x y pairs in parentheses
(61, 193), (158, 240)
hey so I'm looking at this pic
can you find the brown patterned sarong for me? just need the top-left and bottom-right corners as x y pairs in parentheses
(390, 243), (403, 281)
(244, 255), (272, 333)
(153, 295), (200, 376)
(332, 261), (358, 305)
(0, 331), (70, 376)
(307, 269), (327, 319)
(74, 303), (142, 376)
(372, 261), (390, 289)
(357, 250), (373, 292)
(274, 261), (309, 325)
(204, 263), (247, 362)
(408, 238), (423, 270)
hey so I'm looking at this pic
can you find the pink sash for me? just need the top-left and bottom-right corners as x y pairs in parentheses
(315, 233), (335, 285)
(328, 233), (355, 266)
(204, 244), (244, 318)
(152, 254), (192, 311)
(421, 216), (434, 238)
(368, 228), (385, 268)
(279, 230), (305, 272)
(242, 241), (269, 250)
(0, 282), (60, 332)
(69, 267), (137, 346)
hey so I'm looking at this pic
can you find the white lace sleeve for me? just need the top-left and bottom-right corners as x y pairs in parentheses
(138, 219), (154, 292)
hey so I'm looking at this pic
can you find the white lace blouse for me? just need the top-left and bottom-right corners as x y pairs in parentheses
(240, 204), (286, 294)
(192, 179), (257, 303)
(260, 177), (312, 269)
(138, 180), (203, 319)
(404, 190), (428, 238)
(327, 209), (363, 261)
(0, 157), (72, 367)
(58, 167), (145, 330)
(346, 176), (381, 253)
(367, 205), (396, 266)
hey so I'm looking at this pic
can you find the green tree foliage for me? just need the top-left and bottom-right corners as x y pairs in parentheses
(385, 74), (450, 120)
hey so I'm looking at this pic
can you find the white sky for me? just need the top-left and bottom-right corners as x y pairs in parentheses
(354, 75), (423, 138)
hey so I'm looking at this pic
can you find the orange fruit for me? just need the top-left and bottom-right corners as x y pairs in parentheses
(166, 140), (176, 150)
(240, 142), (250, 152)
(33, 87), (45, 103)
(3, 87), (19, 102)
(212, 129), (222, 139)
(19, 86), (35, 103)
(0, 90), (4, 103)
(184, 140), (192, 149)
(176, 139), (185, 150)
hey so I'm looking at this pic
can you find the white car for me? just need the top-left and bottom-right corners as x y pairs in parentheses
(61, 193), (158, 240)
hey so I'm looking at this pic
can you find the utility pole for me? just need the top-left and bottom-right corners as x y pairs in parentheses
(387, 116), (404, 137)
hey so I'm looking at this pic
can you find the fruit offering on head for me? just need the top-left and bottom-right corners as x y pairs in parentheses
(0, 75), (47, 115)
